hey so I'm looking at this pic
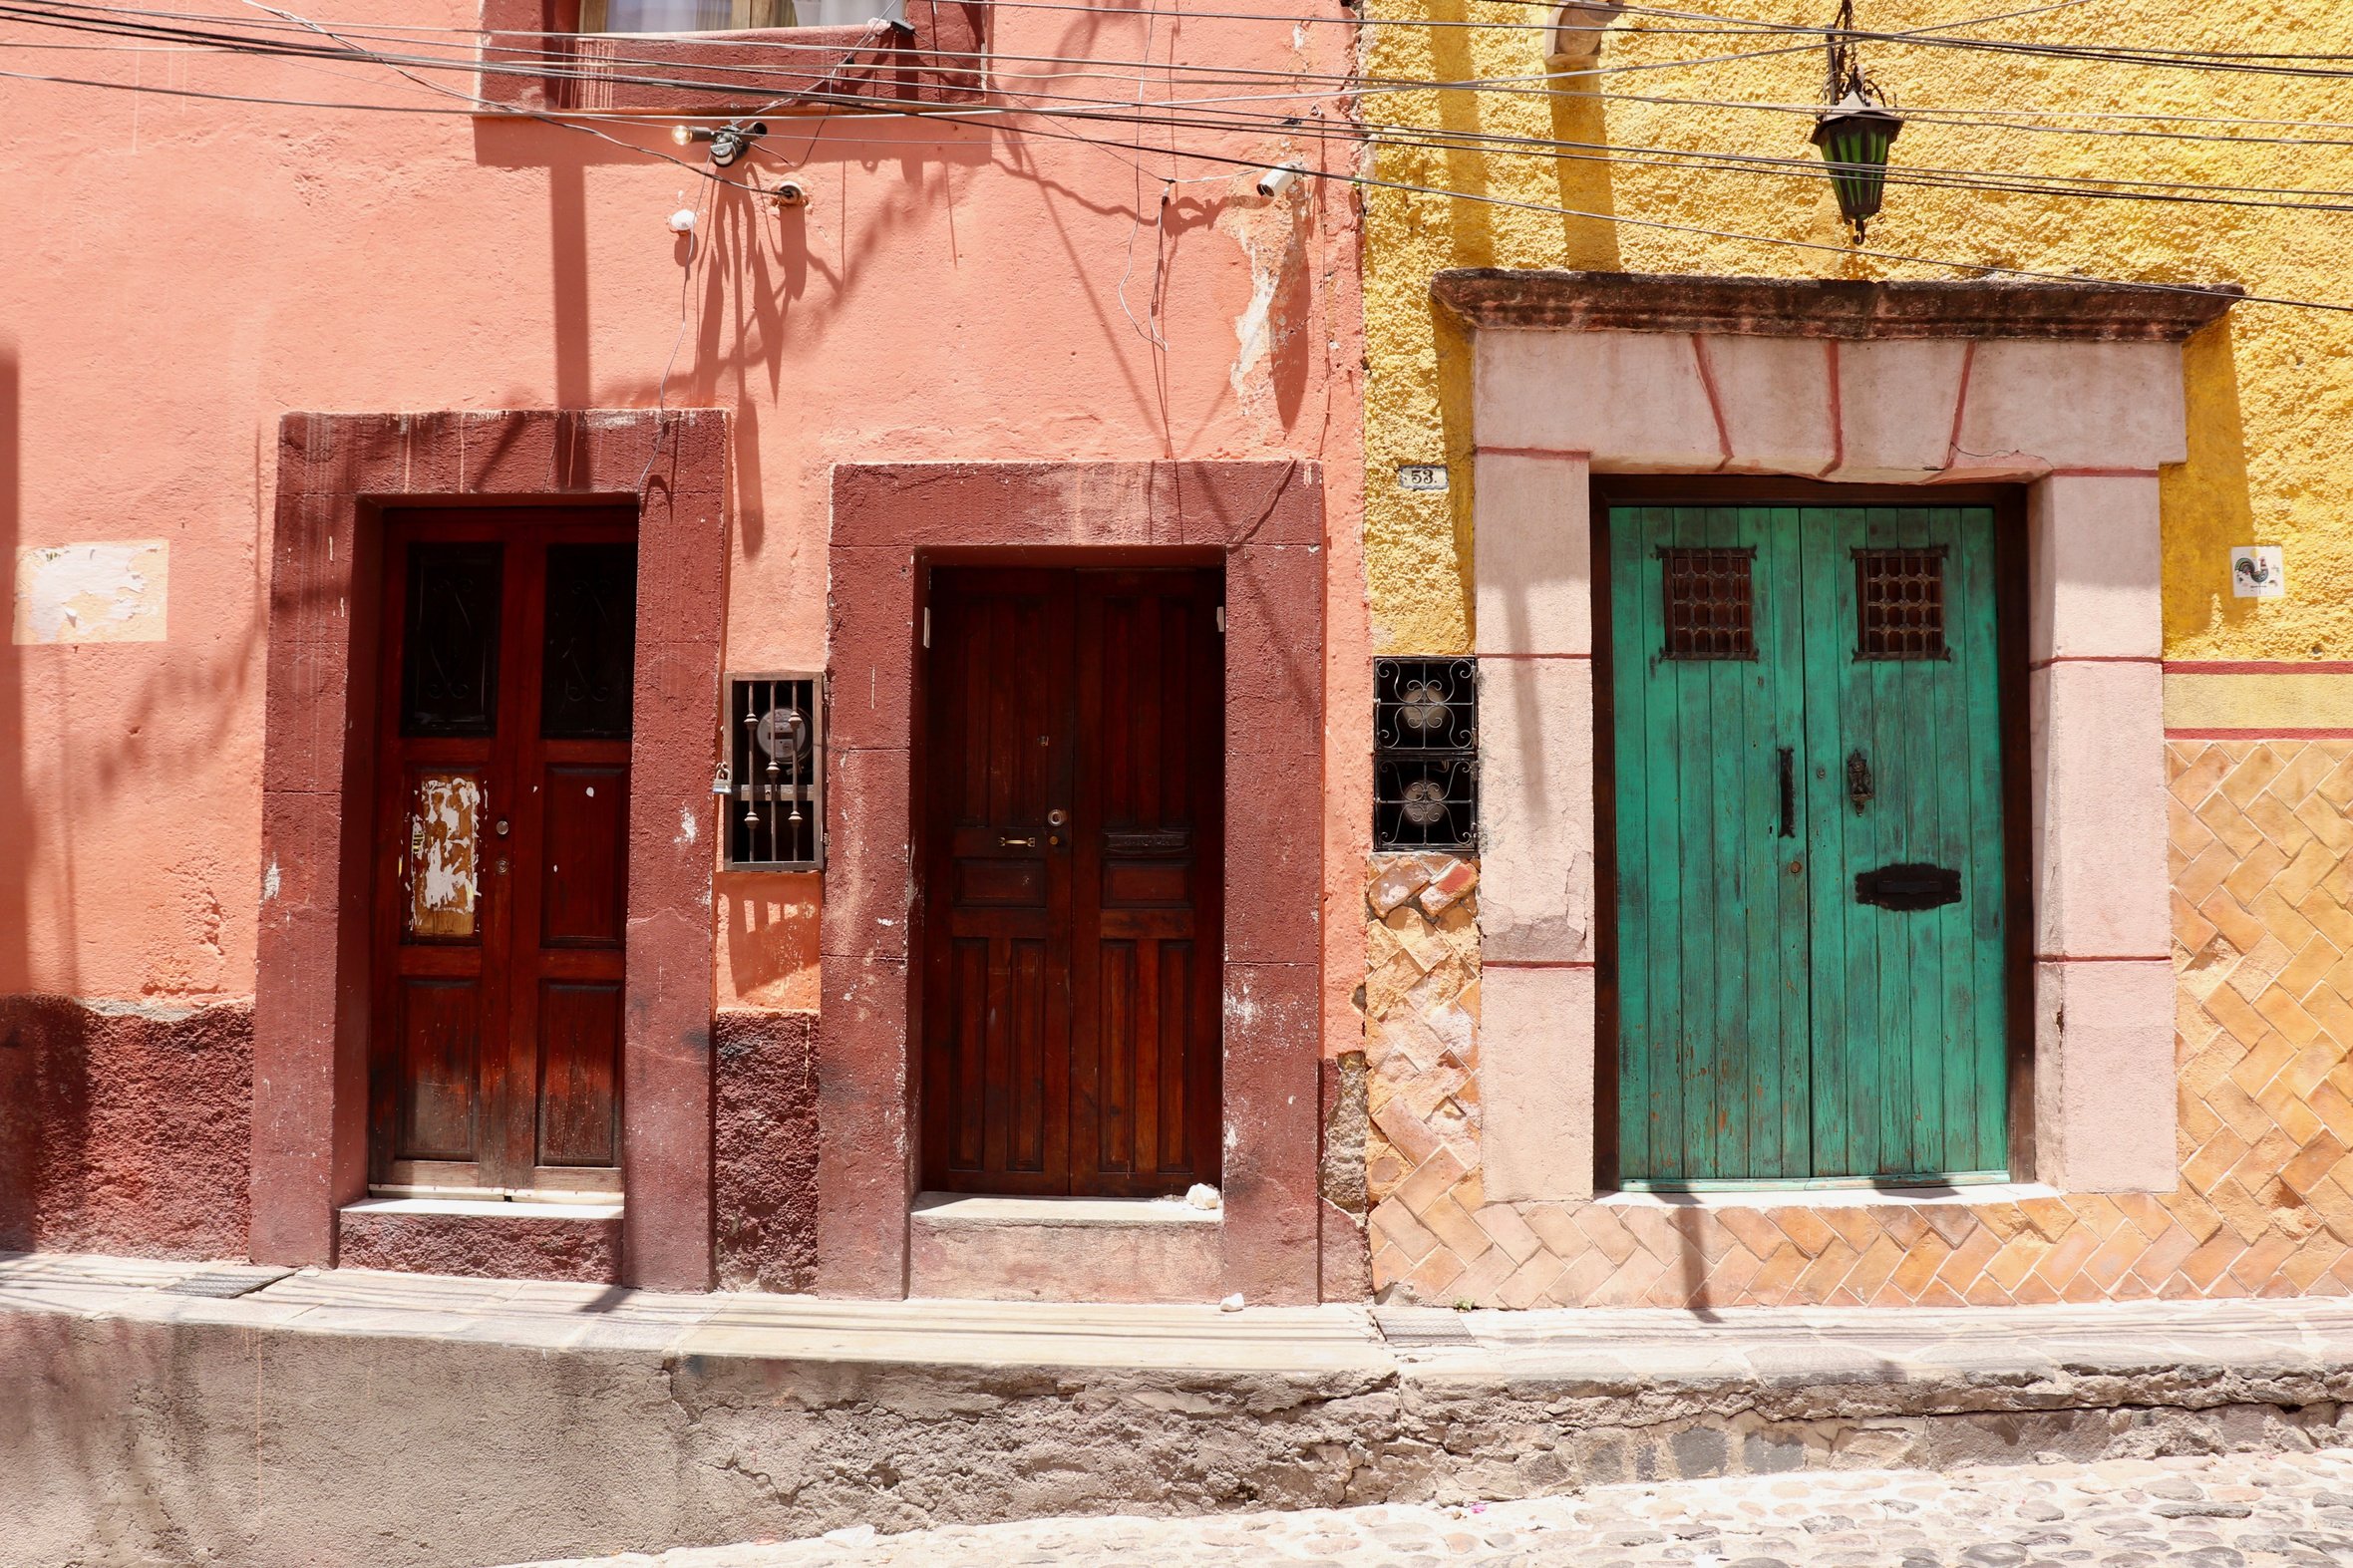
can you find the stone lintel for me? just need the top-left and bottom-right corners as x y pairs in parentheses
(1432, 269), (2244, 343)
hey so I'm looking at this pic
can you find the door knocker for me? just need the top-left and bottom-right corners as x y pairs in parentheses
(1846, 750), (1874, 814)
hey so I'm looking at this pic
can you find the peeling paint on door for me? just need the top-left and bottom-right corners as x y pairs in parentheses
(11, 540), (169, 644)
(407, 774), (482, 939)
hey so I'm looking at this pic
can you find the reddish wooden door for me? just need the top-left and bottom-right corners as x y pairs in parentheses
(920, 566), (1224, 1197)
(369, 508), (636, 1196)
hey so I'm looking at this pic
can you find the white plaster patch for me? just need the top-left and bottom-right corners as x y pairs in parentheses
(1228, 253), (1283, 393)
(678, 804), (700, 845)
(262, 860), (281, 903)
(12, 540), (168, 644)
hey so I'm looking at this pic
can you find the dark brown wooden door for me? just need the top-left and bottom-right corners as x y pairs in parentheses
(920, 566), (1223, 1197)
(369, 508), (636, 1196)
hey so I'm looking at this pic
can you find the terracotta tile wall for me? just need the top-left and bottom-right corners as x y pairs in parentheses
(1365, 741), (2353, 1308)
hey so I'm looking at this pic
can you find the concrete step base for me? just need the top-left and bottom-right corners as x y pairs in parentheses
(8, 1251), (2353, 1568)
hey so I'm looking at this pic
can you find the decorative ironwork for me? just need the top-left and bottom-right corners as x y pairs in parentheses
(1847, 749), (1875, 814)
(720, 673), (824, 870)
(1658, 545), (1757, 660)
(541, 543), (638, 739)
(1374, 658), (1477, 851)
(1376, 657), (1477, 752)
(1855, 545), (1947, 660)
(1813, 0), (1904, 241)
(399, 543), (503, 737)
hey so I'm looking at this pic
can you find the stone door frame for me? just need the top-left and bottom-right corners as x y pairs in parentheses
(820, 462), (1327, 1302)
(251, 409), (729, 1289)
(1439, 271), (2241, 1202)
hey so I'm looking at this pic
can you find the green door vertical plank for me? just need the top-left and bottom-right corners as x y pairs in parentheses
(1950, 507), (2011, 1172)
(1608, 507), (1659, 1179)
(1611, 500), (2007, 1186)
(1801, 504), (2008, 1180)
(1796, 507), (1862, 1177)
(1611, 504), (1809, 1182)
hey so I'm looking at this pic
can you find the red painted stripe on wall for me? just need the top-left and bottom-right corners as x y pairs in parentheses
(2166, 661), (2353, 676)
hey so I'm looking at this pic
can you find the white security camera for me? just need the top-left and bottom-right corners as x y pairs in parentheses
(1255, 161), (1302, 198)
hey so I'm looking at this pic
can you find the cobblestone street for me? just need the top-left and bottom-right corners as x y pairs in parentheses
(525, 1449), (2353, 1568)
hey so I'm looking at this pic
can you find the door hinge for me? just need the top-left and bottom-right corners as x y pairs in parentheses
(1214, 605), (1225, 635)
(922, 606), (931, 649)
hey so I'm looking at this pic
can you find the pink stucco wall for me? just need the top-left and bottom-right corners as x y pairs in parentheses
(0, 4), (1365, 1012)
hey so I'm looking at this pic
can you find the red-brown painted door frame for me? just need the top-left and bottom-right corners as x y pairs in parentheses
(253, 409), (726, 1288)
(823, 464), (1326, 1304)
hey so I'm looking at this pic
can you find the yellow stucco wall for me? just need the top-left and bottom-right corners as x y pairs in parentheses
(1359, 1), (2353, 662)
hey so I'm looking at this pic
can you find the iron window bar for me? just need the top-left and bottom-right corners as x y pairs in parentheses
(718, 672), (826, 870)
(1373, 657), (1479, 853)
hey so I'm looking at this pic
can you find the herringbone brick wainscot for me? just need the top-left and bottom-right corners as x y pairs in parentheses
(1364, 741), (2353, 1308)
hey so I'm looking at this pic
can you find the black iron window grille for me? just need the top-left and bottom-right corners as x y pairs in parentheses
(1374, 657), (1478, 852)
(1658, 545), (1758, 661)
(720, 673), (825, 870)
(1855, 545), (1948, 660)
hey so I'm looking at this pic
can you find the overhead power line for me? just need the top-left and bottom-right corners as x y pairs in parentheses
(2, 0), (2349, 312)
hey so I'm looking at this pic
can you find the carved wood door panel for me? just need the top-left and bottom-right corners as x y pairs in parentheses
(368, 508), (636, 1196)
(919, 565), (1224, 1197)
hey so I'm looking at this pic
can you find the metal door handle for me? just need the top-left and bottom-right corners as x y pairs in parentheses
(1847, 750), (1874, 814)
(998, 834), (1039, 848)
(1777, 748), (1795, 838)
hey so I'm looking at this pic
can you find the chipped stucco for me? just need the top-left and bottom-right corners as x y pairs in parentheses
(11, 541), (168, 645)
(408, 775), (481, 940)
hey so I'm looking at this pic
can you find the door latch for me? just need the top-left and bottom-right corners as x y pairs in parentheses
(1846, 750), (1874, 814)
(998, 834), (1039, 848)
(1777, 748), (1796, 838)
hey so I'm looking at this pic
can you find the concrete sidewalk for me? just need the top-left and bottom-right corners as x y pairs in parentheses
(10, 1250), (2353, 1567)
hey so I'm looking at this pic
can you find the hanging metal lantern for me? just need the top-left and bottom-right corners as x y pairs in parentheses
(1813, 2), (1903, 240)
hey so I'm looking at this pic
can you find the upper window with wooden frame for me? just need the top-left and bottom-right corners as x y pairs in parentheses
(478, 0), (983, 114)
(579, 0), (900, 32)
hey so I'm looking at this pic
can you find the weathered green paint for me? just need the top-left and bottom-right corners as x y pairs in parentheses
(1609, 505), (2008, 1184)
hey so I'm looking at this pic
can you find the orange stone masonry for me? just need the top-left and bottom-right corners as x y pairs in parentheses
(1365, 741), (2353, 1308)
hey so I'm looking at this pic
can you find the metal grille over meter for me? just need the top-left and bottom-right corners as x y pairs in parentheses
(719, 673), (825, 870)
(1373, 657), (1478, 853)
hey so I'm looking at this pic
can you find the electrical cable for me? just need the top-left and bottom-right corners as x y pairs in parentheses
(10, 1), (2353, 308)
(16, 32), (2353, 218)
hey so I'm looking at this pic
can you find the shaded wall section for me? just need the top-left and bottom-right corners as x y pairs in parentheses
(0, 997), (250, 1259)
(715, 1009), (820, 1294)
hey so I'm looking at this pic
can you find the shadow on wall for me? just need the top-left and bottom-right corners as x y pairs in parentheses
(0, 343), (28, 1243)
(2161, 316), (2257, 648)
(1549, 58), (1623, 273)
(1422, 16), (1627, 645)
(1, 344), (21, 995)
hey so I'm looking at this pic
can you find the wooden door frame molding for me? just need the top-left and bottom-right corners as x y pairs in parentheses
(826, 462), (1326, 1303)
(1587, 477), (2035, 1190)
(252, 409), (729, 1288)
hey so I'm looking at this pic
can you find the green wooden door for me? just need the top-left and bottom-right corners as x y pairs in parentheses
(1609, 504), (2009, 1185)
